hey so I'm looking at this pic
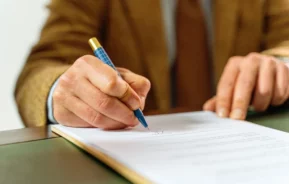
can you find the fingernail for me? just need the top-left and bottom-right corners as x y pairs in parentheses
(217, 108), (229, 118)
(140, 96), (146, 110)
(230, 109), (244, 119)
(121, 89), (141, 110)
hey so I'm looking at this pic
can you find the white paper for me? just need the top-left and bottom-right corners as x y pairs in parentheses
(53, 111), (289, 184)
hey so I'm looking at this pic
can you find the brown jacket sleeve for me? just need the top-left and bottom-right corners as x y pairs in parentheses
(15, 0), (107, 127)
(262, 0), (289, 56)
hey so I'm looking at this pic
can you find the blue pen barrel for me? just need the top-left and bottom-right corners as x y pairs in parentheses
(134, 109), (148, 128)
(94, 48), (117, 71)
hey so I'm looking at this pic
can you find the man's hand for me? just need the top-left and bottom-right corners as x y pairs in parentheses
(204, 53), (289, 120)
(52, 55), (151, 130)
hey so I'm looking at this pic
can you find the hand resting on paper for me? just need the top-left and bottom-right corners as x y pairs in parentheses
(204, 53), (289, 120)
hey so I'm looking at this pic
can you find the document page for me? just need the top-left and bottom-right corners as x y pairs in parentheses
(53, 111), (289, 184)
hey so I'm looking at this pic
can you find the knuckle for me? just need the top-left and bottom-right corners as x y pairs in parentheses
(58, 72), (77, 88)
(74, 58), (85, 68)
(228, 56), (241, 65)
(247, 52), (261, 61)
(105, 74), (119, 92)
(53, 90), (65, 102)
(74, 57), (83, 67)
(243, 53), (261, 68)
(265, 58), (275, 67)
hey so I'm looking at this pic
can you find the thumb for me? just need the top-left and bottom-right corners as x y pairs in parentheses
(118, 68), (151, 110)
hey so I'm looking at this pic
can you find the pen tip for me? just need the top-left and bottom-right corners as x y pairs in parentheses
(147, 127), (150, 131)
(134, 109), (149, 129)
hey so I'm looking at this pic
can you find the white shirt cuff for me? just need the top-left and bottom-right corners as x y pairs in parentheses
(47, 79), (59, 124)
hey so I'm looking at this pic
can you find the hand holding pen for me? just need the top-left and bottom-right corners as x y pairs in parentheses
(88, 38), (149, 129)
(50, 39), (150, 130)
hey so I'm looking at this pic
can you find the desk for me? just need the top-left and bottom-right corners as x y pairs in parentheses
(1, 111), (289, 184)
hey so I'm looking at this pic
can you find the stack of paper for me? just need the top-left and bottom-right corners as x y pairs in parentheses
(52, 111), (289, 184)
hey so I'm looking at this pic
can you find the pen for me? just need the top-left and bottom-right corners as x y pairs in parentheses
(88, 37), (149, 130)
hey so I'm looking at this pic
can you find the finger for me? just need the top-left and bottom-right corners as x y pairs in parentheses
(252, 58), (275, 111)
(203, 96), (216, 112)
(230, 54), (260, 120)
(271, 62), (289, 106)
(118, 68), (151, 110)
(118, 67), (151, 97)
(216, 56), (241, 117)
(284, 82), (289, 103)
(53, 105), (93, 128)
(75, 55), (141, 110)
(54, 91), (131, 129)
(73, 78), (139, 126)
(283, 64), (289, 102)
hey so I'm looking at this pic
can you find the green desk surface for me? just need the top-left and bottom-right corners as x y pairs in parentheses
(247, 108), (289, 132)
(0, 110), (289, 184)
(0, 138), (131, 184)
